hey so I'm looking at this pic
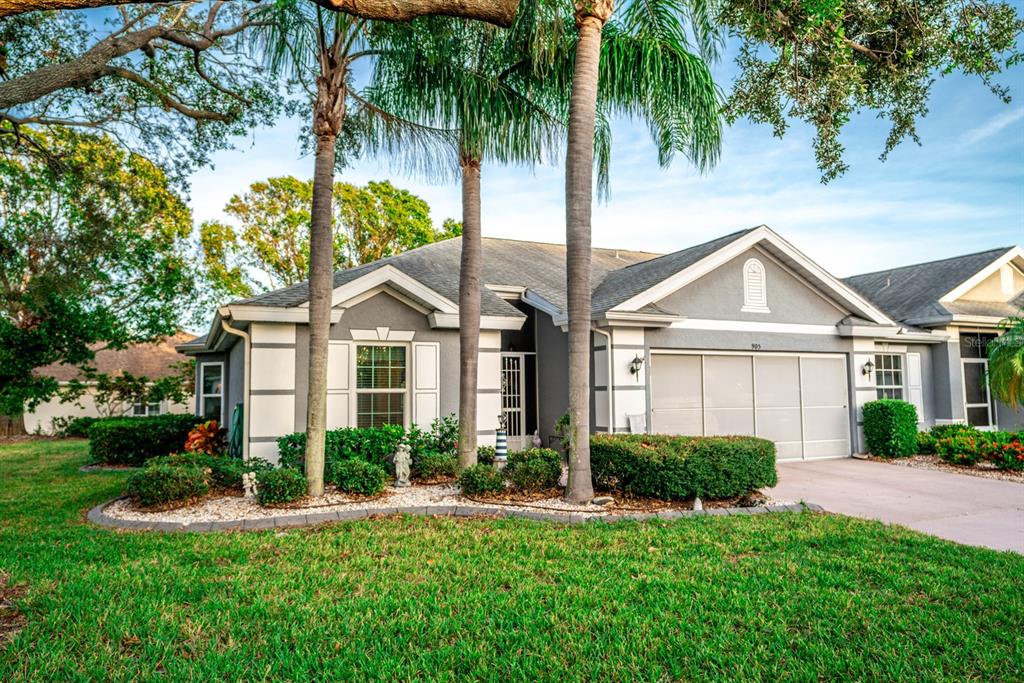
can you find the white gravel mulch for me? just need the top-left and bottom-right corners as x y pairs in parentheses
(869, 454), (1024, 483)
(103, 483), (794, 524)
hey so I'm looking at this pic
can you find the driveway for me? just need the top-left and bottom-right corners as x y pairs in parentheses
(769, 458), (1024, 553)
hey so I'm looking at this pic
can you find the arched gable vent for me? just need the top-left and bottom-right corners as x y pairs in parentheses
(742, 258), (770, 313)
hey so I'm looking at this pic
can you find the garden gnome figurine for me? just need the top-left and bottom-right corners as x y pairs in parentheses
(532, 430), (543, 449)
(242, 472), (257, 500)
(394, 444), (412, 487)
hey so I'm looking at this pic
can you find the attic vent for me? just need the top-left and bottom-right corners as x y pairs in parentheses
(742, 258), (770, 313)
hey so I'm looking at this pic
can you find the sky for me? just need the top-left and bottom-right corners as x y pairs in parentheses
(186, 37), (1024, 280)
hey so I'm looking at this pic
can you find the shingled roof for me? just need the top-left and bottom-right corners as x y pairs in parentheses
(230, 237), (660, 318)
(844, 247), (1013, 323)
(36, 332), (195, 382)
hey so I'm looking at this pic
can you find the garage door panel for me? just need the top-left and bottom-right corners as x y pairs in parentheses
(703, 356), (753, 409)
(651, 409), (702, 435)
(800, 357), (848, 406)
(803, 406), (849, 442)
(650, 355), (701, 409)
(774, 441), (804, 459)
(803, 439), (850, 458)
(705, 408), (755, 436)
(755, 406), (801, 442)
(754, 356), (800, 408)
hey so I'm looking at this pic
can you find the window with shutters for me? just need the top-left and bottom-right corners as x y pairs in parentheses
(742, 258), (770, 313)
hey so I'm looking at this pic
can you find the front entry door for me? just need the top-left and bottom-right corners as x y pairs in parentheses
(501, 353), (529, 451)
(962, 358), (995, 430)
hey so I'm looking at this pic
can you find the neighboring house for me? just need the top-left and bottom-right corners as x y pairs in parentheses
(178, 226), (1024, 464)
(27, 332), (195, 433)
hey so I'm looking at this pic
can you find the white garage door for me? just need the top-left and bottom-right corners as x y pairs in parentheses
(650, 352), (850, 460)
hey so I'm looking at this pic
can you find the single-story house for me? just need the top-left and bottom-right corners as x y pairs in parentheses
(27, 331), (195, 433)
(178, 226), (1023, 464)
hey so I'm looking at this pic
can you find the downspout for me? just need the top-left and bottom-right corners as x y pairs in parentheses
(592, 326), (614, 434)
(220, 314), (251, 460)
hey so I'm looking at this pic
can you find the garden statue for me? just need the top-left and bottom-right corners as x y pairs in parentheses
(242, 472), (258, 500)
(394, 444), (411, 487)
(532, 430), (543, 449)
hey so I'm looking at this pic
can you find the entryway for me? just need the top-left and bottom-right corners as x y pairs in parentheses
(501, 353), (538, 451)
(649, 351), (851, 460)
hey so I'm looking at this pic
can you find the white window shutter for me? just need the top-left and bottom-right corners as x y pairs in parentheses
(327, 342), (350, 391)
(906, 352), (924, 423)
(412, 342), (440, 429)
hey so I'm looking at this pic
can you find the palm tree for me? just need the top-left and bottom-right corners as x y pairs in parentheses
(255, 1), (454, 496)
(988, 315), (1024, 409)
(561, 0), (722, 501)
(369, 11), (563, 468)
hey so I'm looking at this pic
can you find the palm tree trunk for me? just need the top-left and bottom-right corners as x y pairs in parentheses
(563, 4), (611, 502)
(304, 49), (347, 497)
(305, 130), (337, 498)
(457, 149), (482, 469)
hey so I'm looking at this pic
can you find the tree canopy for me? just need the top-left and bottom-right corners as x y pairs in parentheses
(0, 129), (199, 417)
(719, 0), (1024, 180)
(199, 176), (462, 298)
(0, 2), (279, 181)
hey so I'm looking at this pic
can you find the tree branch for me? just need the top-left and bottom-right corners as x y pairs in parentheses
(103, 66), (233, 121)
(0, 0), (519, 27)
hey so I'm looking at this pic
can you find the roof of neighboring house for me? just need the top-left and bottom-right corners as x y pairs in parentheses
(36, 332), (195, 382)
(844, 247), (1016, 323)
(230, 237), (661, 318)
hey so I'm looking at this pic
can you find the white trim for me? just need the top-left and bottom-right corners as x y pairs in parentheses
(611, 226), (894, 325)
(428, 312), (525, 330)
(961, 357), (995, 430)
(350, 341), (411, 429)
(198, 361), (225, 425)
(668, 318), (840, 336)
(940, 247), (1024, 302)
(315, 265), (458, 313)
(741, 257), (770, 313)
(752, 245), (848, 315)
(220, 305), (344, 324)
(651, 349), (848, 360)
(521, 289), (562, 320)
(340, 285), (432, 315)
(486, 284), (526, 301)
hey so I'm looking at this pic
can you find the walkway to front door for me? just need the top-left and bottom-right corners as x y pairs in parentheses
(769, 459), (1023, 553)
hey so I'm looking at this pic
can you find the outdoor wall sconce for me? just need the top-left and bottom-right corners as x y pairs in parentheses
(862, 358), (875, 376)
(629, 354), (645, 377)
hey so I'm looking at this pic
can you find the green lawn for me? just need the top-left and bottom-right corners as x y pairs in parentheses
(1, 440), (1022, 682)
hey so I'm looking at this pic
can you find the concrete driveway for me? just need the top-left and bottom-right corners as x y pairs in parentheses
(769, 458), (1024, 553)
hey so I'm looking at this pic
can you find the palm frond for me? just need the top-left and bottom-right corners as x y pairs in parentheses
(988, 315), (1024, 409)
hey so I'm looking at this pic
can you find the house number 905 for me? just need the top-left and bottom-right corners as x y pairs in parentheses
(751, 343), (762, 351)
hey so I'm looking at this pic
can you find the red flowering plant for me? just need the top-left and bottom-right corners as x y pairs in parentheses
(934, 435), (981, 466)
(980, 434), (1024, 471)
(184, 420), (228, 456)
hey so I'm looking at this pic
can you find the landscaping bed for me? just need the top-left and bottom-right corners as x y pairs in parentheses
(867, 453), (1024, 482)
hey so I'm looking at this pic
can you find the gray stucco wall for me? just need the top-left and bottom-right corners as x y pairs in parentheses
(535, 309), (568, 445)
(292, 291), (460, 431)
(655, 247), (847, 325)
(996, 400), (1024, 431)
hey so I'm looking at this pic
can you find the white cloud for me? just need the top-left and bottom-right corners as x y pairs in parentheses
(961, 107), (1024, 146)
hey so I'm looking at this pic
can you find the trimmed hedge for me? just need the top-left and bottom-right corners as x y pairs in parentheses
(278, 425), (404, 475)
(458, 464), (506, 496)
(256, 468), (307, 505)
(590, 434), (777, 501)
(862, 400), (918, 457)
(89, 414), (203, 466)
(126, 464), (209, 507)
(505, 448), (561, 492)
(477, 446), (496, 466)
(145, 453), (274, 490)
(416, 452), (458, 480)
(330, 459), (389, 496)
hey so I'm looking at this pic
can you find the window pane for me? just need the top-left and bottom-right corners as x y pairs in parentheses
(202, 397), (222, 420)
(967, 406), (991, 427)
(202, 365), (223, 395)
(355, 345), (406, 389)
(356, 393), (404, 428)
(133, 403), (146, 416)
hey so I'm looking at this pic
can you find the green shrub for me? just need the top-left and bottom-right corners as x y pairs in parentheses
(256, 468), (307, 505)
(89, 414), (202, 466)
(935, 435), (982, 466)
(862, 400), (918, 457)
(930, 423), (979, 440)
(980, 433), (1024, 470)
(916, 431), (937, 455)
(416, 452), (458, 480)
(477, 446), (496, 466)
(505, 448), (561, 492)
(330, 459), (389, 496)
(458, 464), (506, 497)
(126, 464), (209, 507)
(144, 453), (275, 490)
(55, 416), (113, 438)
(590, 434), (777, 501)
(278, 425), (404, 474)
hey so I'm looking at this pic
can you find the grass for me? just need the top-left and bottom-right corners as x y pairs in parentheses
(1, 440), (1022, 682)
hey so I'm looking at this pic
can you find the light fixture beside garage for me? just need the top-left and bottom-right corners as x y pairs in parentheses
(862, 358), (875, 376)
(629, 354), (645, 378)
